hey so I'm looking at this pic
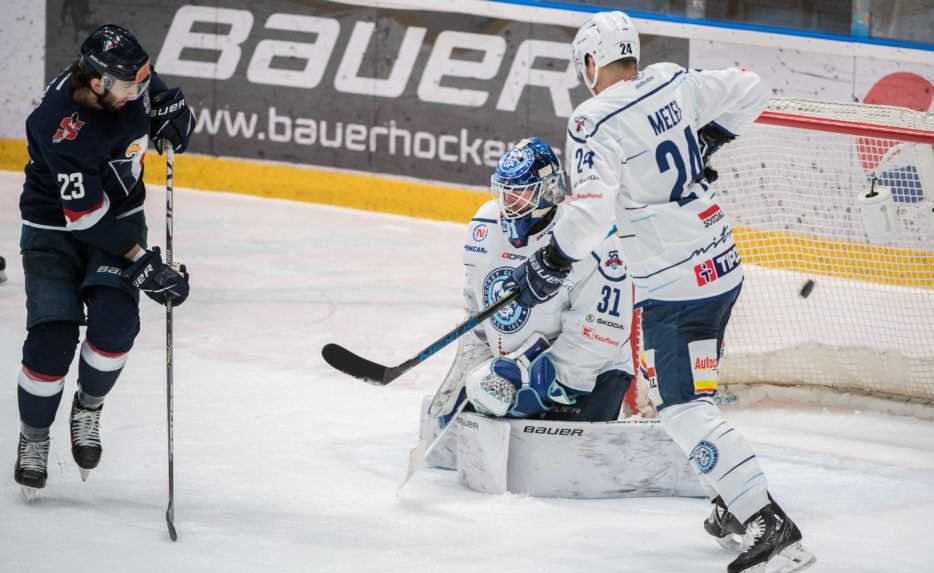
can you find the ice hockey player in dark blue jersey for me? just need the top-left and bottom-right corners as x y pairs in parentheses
(14, 24), (195, 499)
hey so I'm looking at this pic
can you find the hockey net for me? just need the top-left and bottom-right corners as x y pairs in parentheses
(628, 97), (934, 418)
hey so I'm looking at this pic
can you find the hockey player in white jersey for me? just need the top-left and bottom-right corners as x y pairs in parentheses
(429, 137), (634, 425)
(507, 12), (815, 573)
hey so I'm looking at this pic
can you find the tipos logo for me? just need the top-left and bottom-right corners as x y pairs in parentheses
(694, 245), (741, 286)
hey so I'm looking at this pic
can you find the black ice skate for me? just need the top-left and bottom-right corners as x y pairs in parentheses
(704, 496), (746, 552)
(727, 497), (816, 573)
(14, 433), (49, 501)
(70, 392), (104, 481)
(0, 254), (7, 283)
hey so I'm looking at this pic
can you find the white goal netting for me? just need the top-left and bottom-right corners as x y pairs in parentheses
(711, 98), (934, 408)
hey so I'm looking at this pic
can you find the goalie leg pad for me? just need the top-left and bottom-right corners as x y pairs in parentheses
(659, 399), (769, 522)
(455, 413), (705, 498)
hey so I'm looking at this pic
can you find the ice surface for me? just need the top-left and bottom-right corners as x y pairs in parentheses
(1, 171), (933, 572)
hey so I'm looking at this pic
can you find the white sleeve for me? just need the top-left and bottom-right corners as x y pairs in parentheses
(547, 254), (632, 394)
(685, 68), (771, 136)
(552, 117), (624, 262)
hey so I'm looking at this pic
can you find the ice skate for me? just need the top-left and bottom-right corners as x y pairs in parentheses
(727, 498), (816, 573)
(70, 392), (103, 481)
(704, 496), (746, 553)
(14, 433), (49, 502)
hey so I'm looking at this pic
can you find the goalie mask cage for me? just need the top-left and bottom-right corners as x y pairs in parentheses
(629, 97), (934, 418)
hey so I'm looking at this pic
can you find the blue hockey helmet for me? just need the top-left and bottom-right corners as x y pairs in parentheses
(491, 137), (568, 248)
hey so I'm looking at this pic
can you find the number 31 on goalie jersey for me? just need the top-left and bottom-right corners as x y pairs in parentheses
(655, 126), (704, 202)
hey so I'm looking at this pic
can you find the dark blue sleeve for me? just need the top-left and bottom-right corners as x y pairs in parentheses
(149, 67), (170, 96)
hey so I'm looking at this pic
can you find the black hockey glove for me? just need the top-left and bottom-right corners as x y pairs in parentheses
(149, 88), (194, 153)
(695, 122), (736, 183)
(508, 238), (574, 308)
(123, 247), (190, 307)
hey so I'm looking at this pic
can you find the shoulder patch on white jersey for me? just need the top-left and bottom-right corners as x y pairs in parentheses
(591, 238), (628, 283)
(568, 65), (688, 143)
(464, 201), (499, 263)
(569, 113), (596, 140)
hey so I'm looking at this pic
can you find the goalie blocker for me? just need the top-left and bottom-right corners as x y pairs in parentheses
(418, 399), (704, 498)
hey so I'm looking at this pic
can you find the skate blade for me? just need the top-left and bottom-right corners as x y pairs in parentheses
(79, 468), (90, 482)
(768, 542), (816, 573)
(20, 486), (41, 503)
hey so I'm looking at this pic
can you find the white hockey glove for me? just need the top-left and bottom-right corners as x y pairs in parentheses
(465, 335), (577, 418)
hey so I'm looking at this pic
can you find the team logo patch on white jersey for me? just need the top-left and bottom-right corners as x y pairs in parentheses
(604, 250), (624, 270)
(483, 267), (530, 334)
(472, 224), (488, 242)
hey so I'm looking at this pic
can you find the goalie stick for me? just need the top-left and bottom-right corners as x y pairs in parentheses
(399, 401), (469, 491)
(322, 290), (519, 385)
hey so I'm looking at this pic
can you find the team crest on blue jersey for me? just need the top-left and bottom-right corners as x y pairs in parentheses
(483, 267), (530, 334)
(52, 112), (84, 143)
(691, 440), (719, 474)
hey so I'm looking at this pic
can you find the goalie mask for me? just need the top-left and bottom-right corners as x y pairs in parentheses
(491, 137), (568, 248)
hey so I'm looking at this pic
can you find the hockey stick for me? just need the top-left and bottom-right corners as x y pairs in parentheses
(322, 290), (519, 385)
(164, 147), (178, 542)
(399, 401), (469, 492)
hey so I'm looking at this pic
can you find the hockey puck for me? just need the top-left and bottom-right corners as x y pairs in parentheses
(799, 279), (815, 298)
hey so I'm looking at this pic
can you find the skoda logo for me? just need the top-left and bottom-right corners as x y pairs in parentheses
(482, 267), (530, 334)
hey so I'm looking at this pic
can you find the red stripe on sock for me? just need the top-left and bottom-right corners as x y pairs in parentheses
(22, 365), (63, 382)
(86, 340), (128, 359)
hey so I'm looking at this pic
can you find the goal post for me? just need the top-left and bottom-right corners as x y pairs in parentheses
(630, 98), (934, 417)
(717, 98), (934, 411)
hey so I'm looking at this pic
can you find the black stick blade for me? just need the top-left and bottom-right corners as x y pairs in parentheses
(166, 510), (178, 542)
(321, 343), (390, 385)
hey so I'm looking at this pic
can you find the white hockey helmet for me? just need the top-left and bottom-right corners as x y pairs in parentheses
(572, 11), (640, 94)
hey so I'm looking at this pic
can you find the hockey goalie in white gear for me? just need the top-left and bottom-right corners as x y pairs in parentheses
(418, 137), (704, 499)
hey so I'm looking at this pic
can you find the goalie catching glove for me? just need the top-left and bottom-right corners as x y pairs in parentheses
(465, 335), (578, 418)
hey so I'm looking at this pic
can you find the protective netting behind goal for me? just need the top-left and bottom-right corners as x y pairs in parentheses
(710, 98), (934, 406)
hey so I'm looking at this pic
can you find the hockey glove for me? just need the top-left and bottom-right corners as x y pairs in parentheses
(695, 122), (736, 183)
(123, 246), (190, 307)
(465, 336), (577, 418)
(508, 238), (574, 308)
(149, 88), (195, 153)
